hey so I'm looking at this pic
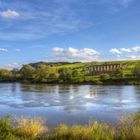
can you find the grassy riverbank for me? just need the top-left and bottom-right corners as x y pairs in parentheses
(1, 111), (140, 140)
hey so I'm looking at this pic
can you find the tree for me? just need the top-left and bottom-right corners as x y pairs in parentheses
(100, 74), (110, 80)
(0, 69), (13, 82)
(20, 65), (35, 81)
(72, 69), (81, 77)
(34, 65), (51, 82)
(114, 68), (123, 78)
(48, 68), (59, 82)
(133, 63), (140, 79)
(58, 68), (72, 82)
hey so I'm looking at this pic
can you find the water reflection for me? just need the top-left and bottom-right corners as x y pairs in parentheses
(134, 86), (140, 94)
(0, 83), (140, 127)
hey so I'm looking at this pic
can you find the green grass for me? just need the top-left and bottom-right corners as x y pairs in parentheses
(1, 111), (140, 140)
(54, 60), (139, 72)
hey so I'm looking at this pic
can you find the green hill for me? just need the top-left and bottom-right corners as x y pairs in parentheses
(29, 60), (140, 75)
(0, 60), (140, 85)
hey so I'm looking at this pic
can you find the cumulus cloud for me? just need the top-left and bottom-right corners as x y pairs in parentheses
(120, 48), (132, 52)
(128, 55), (140, 60)
(110, 45), (140, 60)
(1, 63), (22, 70)
(0, 9), (20, 19)
(0, 48), (8, 52)
(110, 46), (140, 54)
(132, 46), (140, 52)
(52, 47), (99, 62)
(109, 48), (122, 54)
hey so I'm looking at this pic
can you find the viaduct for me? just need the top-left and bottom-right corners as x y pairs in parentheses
(87, 63), (122, 75)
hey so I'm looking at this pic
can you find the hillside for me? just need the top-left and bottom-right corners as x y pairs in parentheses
(0, 60), (140, 84)
(29, 60), (140, 74)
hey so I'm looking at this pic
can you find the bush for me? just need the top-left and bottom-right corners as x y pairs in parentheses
(48, 121), (115, 140)
(100, 74), (110, 80)
(1, 113), (140, 140)
(0, 117), (18, 140)
(115, 112), (140, 140)
(133, 63), (140, 79)
(0, 117), (13, 135)
(15, 118), (47, 138)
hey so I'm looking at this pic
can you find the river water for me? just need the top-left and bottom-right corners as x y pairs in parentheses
(0, 83), (140, 127)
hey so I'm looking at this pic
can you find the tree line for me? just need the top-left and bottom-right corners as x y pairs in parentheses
(0, 63), (140, 84)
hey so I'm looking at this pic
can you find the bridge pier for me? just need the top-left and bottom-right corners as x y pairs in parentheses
(88, 63), (122, 75)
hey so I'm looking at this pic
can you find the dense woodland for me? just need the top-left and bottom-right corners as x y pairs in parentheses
(0, 60), (140, 85)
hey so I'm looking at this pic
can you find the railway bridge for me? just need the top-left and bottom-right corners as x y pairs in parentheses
(87, 63), (122, 75)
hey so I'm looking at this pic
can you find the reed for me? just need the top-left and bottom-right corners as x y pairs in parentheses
(1, 112), (140, 140)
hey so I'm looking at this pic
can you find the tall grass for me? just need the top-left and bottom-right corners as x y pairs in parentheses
(1, 112), (140, 140)
(116, 112), (140, 140)
(0, 116), (18, 140)
(48, 122), (115, 140)
(15, 118), (47, 138)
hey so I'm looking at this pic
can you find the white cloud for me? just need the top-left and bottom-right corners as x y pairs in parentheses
(0, 48), (8, 52)
(110, 45), (140, 60)
(0, 63), (22, 70)
(53, 47), (64, 52)
(81, 48), (99, 55)
(128, 55), (140, 59)
(117, 55), (121, 58)
(52, 47), (99, 62)
(132, 46), (140, 52)
(110, 48), (122, 54)
(110, 46), (140, 55)
(0, 0), (94, 40)
(0, 0), (135, 41)
(120, 48), (132, 52)
(0, 9), (20, 19)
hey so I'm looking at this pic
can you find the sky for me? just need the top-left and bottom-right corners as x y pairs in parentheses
(0, 0), (140, 68)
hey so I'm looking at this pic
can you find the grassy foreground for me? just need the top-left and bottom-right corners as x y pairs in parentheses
(1, 112), (140, 140)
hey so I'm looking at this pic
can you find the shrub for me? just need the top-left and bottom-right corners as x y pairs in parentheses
(15, 118), (47, 138)
(100, 74), (110, 80)
(133, 63), (140, 79)
(0, 117), (13, 135)
(48, 121), (115, 140)
(0, 117), (19, 140)
(116, 112), (140, 140)
(1, 113), (140, 140)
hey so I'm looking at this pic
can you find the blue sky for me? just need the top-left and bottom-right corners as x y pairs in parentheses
(0, 0), (140, 68)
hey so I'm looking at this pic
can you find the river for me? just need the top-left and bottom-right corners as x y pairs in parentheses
(0, 83), (140, 127)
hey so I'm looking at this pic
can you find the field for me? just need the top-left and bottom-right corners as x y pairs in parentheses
(31, 60), (140, 79)
(33, 60), (140, 72)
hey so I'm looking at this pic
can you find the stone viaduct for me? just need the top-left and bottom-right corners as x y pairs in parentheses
(87, 63), (122, 75)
